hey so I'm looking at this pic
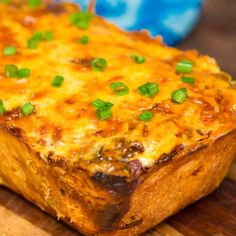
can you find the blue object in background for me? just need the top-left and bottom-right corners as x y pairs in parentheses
(73, 0), (203, 46)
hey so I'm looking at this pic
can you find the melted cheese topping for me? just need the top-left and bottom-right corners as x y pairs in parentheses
(0, 2), (236, 173)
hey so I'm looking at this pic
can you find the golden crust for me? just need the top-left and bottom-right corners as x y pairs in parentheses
(0, 1), (236, 235)
(0, 123), (235, 235)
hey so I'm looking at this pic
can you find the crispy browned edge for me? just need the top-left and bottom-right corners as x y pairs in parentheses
(0, 126), (235, 236)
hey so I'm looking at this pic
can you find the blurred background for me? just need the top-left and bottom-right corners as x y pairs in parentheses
(73, 0), (236, 79)
(179, 0), (236, 80)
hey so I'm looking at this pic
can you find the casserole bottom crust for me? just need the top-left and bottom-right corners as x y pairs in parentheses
(0, 128), (235, 236)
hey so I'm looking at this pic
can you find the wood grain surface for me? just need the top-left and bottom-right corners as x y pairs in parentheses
(0, 0), (236, 235)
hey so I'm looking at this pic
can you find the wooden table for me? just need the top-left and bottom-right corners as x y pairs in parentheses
(0, 0), (236, 235)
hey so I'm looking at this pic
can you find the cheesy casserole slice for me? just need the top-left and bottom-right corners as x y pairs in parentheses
(0, 1), (235, 236)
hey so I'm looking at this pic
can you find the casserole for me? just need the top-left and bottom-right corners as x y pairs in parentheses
(0, 1), (235, 235)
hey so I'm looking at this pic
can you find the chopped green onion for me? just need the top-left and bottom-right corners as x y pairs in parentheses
(28, 0), (41, 8)
(70, 11), (93, 29)
(139, 111), (154, 122)
(4, 64), (18, 78)
(130, 54), (146, 64)
(96, 109), (112, 120)
(28, 38), (38, 49)
(17, 68), (30, 79)
(0, 100), (6, 115)
(92, 99), (113, 120)
(181, 76), (195, 84)
(28, 31), (53, 48)
(51, 75), (64, 87)
(79, 35), (89, 44)
(171, 88), (188, 104)
(176, 60), (193, 74)
(91, 58), (107, 71)
(92, 99), (113, 110)
(44, 31), (53, 41)
(0, 0), (11, 4)
(92, 99), (107, 109)
(20, 102), (35, 116)
(138, 82), (159, 98)
(3, 46), (16, 56)
(110, 82), (129, 96)
(32, 31), (44, 41)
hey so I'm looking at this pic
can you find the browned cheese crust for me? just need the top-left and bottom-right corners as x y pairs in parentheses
(0, 1), (236, 235)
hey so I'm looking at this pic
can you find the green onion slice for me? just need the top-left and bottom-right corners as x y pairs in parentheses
(32, 31), (44, 41)
(181, 76), (195, 84)
(20, 102), (35, 116)
(96, 109), (112, 120)
(91, 58), (107, 71)
(70, 11), (93, 29)
(17, 68), (30, 79)
(0, 0), (11, 4)
(139, 111), (154, 122)
(28, 0), (41, 8)
(4, 64), (18, 78)
(0, 100), (6, 115)
(130, 54), (146, 64)
(44, 31), (53, 41)
(92, 99), (113, 120)
(171, 88), (188, 104)
(51, 75), (64, 87)
(28, 38), (38, 49)
(138, 82), (159, 98)
(92, 99), (113, 110)
(79, 35), (89, 44)
(3, 46), (16, 56)
(176, 60), (193, 74)
(110, 82), (129, 96)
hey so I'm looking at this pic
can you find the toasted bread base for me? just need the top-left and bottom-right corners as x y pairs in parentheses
(103, 130), (236, 235)
(0, 128), (235, 236)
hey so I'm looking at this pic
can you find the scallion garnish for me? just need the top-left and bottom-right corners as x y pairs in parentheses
(0, 0), (11, 4)
(32, 31), (44, 41)
(171, 88), (188, 104)
(28, 31), (53, 49)
(20, 102), (35, 116)
(51, 75), (64, 87)
(138, 82), (159, 98)
(0, 100), (6, 115)
(28, 38), (38, 49)
(17, 68), (30, 79)
(139, 111), (154, 122)
(70, 11), (93, 29)
(91, 58), (107, 71)
(4, 64), (18, 78)
(92, 99), (107, 109)
(96, 109), (112, 120)
(92, 99), (113, 110)
(130, 54), (146, 64)
(28, 0), (41, 8)
(110, 82), (129, 96)
(79, 35), (89, 44)
(181, 76), (195, 84)
(3, 46), (16, 56)
(176, 60), (193, 74)
(45, 31), (53, 41)
(92, 99), (113, 120)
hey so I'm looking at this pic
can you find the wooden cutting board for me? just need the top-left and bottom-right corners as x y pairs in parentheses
(0, 161), (235, 236)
